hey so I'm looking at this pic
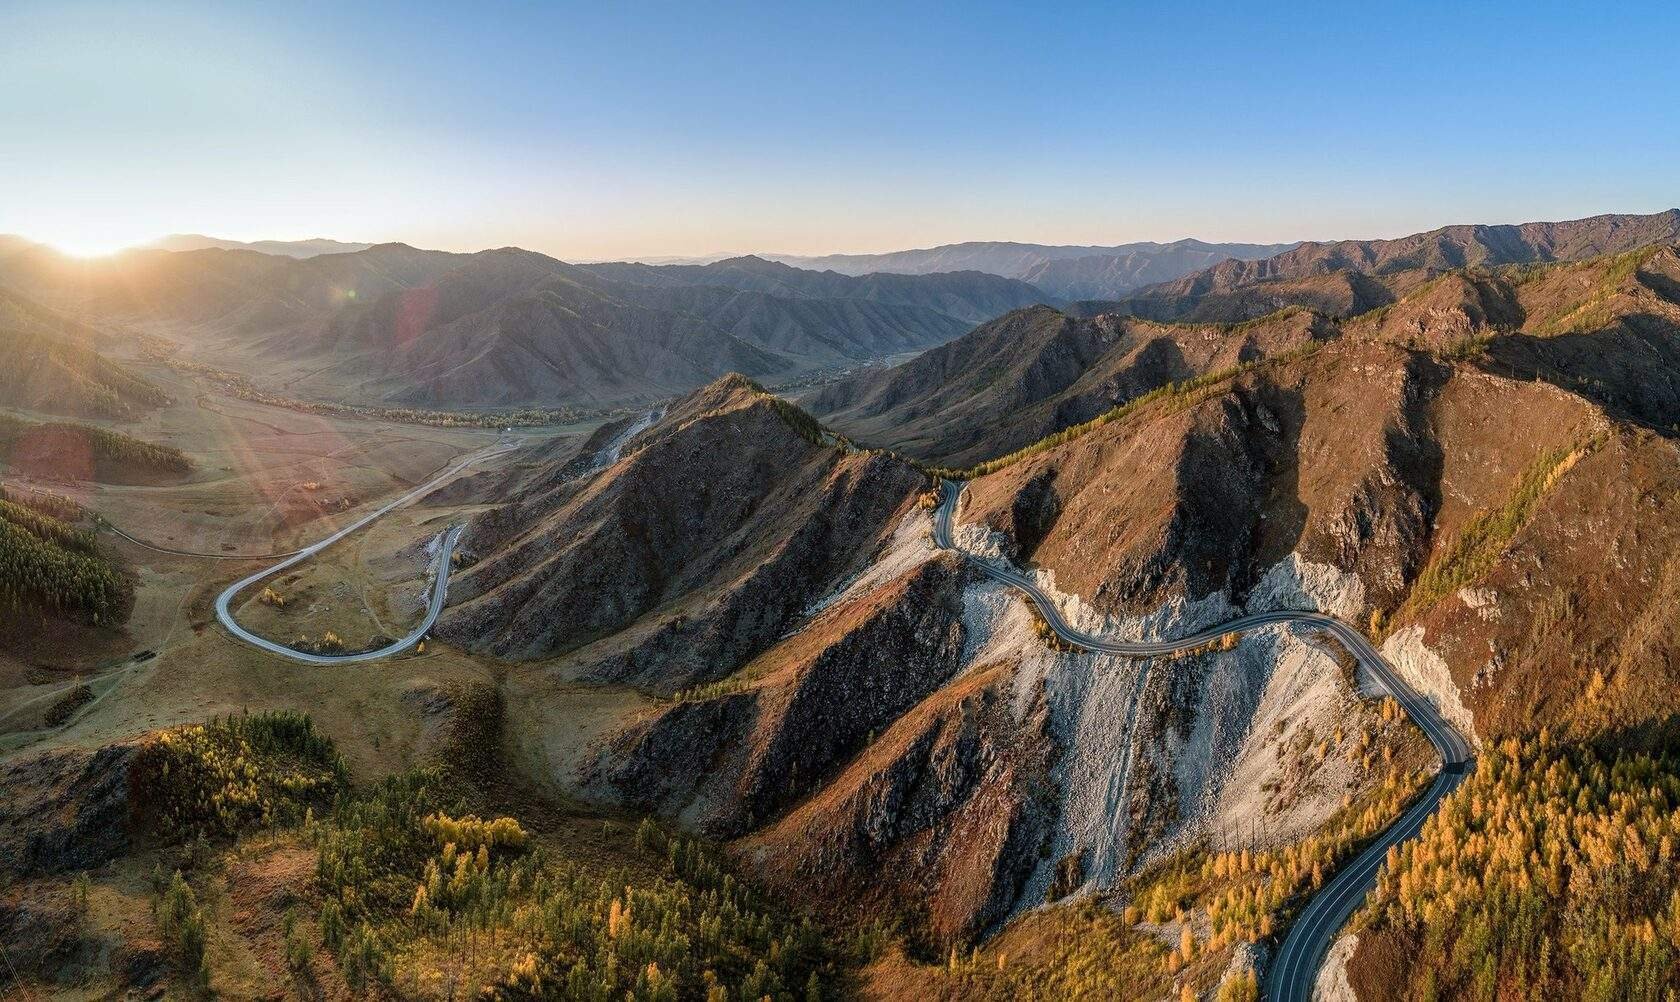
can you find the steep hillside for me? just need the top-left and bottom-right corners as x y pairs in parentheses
(811, 304), (1333, 466)
(949, 329), (1680, 749)
(1078, 268), (1418, 325)
(820, 241), (1680, 467)
(554, 364), (1429, 958)
(437, 375), (926, 688)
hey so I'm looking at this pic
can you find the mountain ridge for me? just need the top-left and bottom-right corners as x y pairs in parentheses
(767, 237), (1299, 300)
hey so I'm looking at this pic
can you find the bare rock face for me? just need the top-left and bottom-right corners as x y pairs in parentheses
(438, 375), (926, 691)
(583, 554), (973, 838)
(0, 741), (140, 877)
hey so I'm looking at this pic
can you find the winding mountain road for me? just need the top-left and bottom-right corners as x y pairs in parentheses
(932, 481), (1473, 1001)
(213, 437), (518, 665)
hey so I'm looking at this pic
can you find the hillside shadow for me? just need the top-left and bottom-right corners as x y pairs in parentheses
(1398, 351), (1449, 522)
(1483, 313), (1680, 435)
(1243, 383), (1309, 576)
(1590, 711), (1680, 757)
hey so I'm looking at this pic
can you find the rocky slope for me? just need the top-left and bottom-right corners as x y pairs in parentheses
(583, 553), (975, 838)
(534, 241), (1680, 959)
(437, 375), (927, 689)
(557, 460), (1402, 951)
(952, 321), (1680, 748)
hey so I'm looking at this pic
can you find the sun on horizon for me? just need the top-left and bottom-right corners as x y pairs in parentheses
(32, 230), (148, 259)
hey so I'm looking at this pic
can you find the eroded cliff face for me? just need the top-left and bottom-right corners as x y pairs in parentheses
(952, 335), (1680, 749)
(571, 494), (1402, 949)
(481, 270), (1680, 954)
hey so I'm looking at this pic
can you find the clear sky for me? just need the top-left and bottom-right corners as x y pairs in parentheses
(4, 0), (1678, 260)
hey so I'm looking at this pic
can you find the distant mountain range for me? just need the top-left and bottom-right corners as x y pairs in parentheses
(0, 242), (1045, 409)
(769, 238), (1299, 299)
(1102, 209), (1680, 320)
(145, 234), (376, 258)
(135, 232), (1301, 301)
(6, 210), (1676, 414)
(815, 208), (1680, 464)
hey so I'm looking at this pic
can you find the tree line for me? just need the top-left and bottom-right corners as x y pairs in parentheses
(0, 412), (191, 474)
(0, 501), (128, 624)
(1360, 734), (1680, 1001)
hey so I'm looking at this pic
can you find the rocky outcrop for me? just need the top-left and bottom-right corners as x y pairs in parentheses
(0, 740), (140, 876)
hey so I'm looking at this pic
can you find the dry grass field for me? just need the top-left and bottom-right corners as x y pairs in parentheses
(0, 359), (618, 776)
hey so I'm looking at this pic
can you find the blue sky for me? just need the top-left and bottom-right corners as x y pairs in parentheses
(3, 0), (1678, 259)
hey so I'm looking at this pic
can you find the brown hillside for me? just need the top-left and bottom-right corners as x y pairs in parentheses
(584, 554), (972, 838)
(1129, 208), (1680, 303)
(951, 330), (1680, 746)
(812, 305), (1331, 466)
(437, 375), (926, 690)
(735, 658), (1053, 947)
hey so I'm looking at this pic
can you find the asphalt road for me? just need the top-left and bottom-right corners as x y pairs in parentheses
(932, 480), (1473, 1000)
(213, 437), (518, 664)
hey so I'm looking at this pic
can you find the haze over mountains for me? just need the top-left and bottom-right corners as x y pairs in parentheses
(145, 234), (377, 258)
(2, 210), (1677, 422)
